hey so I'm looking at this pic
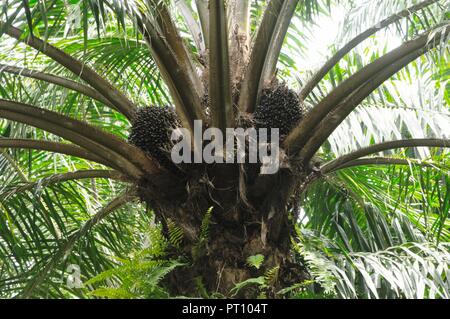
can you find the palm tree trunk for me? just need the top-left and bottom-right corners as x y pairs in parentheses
(139, 165), (309, 297)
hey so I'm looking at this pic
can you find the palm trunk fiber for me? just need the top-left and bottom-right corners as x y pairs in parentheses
(139, 164), (309, 298)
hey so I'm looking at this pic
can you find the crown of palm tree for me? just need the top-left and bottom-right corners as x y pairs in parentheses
(0, 0), (449, 298)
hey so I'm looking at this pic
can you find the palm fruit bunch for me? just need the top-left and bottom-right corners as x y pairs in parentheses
(129, 106), (181, 170)
(253, 84), (305, 137)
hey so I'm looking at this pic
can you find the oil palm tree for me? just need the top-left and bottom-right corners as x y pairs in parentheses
(0, 0), (449, 298)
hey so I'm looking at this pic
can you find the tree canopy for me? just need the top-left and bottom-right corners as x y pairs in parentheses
(0, 0), (449, 298)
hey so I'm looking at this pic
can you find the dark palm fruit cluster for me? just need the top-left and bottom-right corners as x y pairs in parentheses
(253, 85), (305, 137)
(129, 106), (181, 170)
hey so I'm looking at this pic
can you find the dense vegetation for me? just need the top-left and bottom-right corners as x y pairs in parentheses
(0, 0), (449, 298)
